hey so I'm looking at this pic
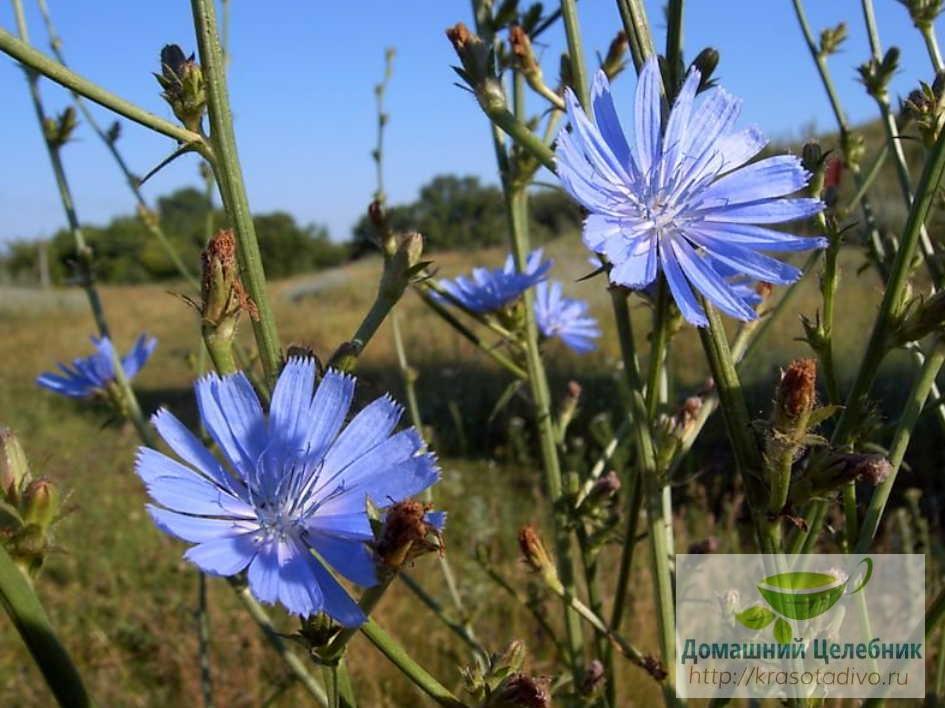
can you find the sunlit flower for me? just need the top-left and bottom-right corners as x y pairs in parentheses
(533, 281), (600, 353)
(36, 334), (156, 398)
(556, 60), (826, 326)
(437, 249), (552, 313)
(136, 358), (440, 626)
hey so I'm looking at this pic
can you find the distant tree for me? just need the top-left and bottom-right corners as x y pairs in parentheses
(1, 186), (345, 284)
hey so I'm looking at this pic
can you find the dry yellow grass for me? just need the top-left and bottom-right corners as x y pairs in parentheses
(0, 236), (895, 706)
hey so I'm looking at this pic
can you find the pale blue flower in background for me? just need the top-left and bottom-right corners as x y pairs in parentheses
(136, 358), (440, 626)
(437, 248), (552, 313)
(534, 281), (601, 353)
(36, 334), (156, 398)
(556, 59), (826, 326)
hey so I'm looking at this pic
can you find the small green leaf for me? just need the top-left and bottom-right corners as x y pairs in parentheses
(808, 404), (843, 428)
(773, 617), (793, 645)
(735, 605), (775, 630)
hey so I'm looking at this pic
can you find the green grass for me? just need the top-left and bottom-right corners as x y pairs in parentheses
(0, 234), (940, 706)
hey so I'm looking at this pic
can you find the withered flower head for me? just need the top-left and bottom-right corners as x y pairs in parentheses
(493, 673), (551, 708)
(777, 358), (817, 420)
(375, 500), (444, 569)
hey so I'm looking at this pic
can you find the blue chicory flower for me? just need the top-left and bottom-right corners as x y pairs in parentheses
(534, 281), (601, 353)
(36, 334), (157, 398)
(437, 249), (552, 314)
(136, 358), (440, 626)
(556, 60), (826, 326)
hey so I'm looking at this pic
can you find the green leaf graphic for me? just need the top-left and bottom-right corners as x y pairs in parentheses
(735, 605), (775, 630)
(773, 617), (793, 645)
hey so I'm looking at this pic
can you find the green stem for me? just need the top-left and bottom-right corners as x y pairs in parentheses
(228, 580), (328, 706)
(398, 573), (487, 659)
(928, 584), (945, 639)
(606, 289), (677, 699)
(843, 143), (888, 216)
(414, 290), (528, 380)
(854, 338), (945, 553)
(0, 28), (203, 146)
(196, 573), (215, 708)
(507, 184), (586, 681)
(645, 277), (671, 417)
(11, 0), (156, 448)
(697, 302), (771, 551)
(359, 619), (466, 707)
(560, 0), (589, 106)
(191, 0), (281, 386)
(614, 0), (656, 72)
(477, 99), (555, 172)
(664, 0), (685, 95)
(921, 24), (945, 73)
(0, 545), (94, 707)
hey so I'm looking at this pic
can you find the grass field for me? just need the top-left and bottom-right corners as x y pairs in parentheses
(0, 234), (939, 706)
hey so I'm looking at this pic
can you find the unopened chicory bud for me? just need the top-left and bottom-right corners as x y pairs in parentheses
(0, 426), (31, 504)
(446, 23), (492, 89)
(893, 290), (945, 345)
(43, 107), (78, 149)
(857, 47), (900, 101)
(690, 47), (720, 93)
(819, 22), (847, 56)
(790, 452), (893, 505)
(602, 31), (629, 79)
(491, 673), (550, 708)
(21, 479), (60, 532)
(155, 44), (206, 132)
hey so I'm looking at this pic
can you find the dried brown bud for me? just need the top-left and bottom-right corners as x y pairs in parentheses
(602, 31), (629, 79)
(201, 229), (256, 325)
(446, 23), (491, 87)
(375, 500), (443, 569)
(517, 524), (560, 590)
(756, 281), (774, 301)
(777, 358), (817, 421)
(509, 26), (538, 75)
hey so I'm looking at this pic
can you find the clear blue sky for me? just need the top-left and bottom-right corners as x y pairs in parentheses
(0, 1), (941, 245)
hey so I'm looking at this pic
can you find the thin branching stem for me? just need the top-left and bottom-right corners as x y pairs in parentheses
(0, 28), (203, 146)
(191, 0), (282, 386)
(35, 0), (199, 289)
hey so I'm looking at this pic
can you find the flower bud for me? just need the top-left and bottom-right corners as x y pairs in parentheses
(818, 23), (847, 56)
(498, 640), (527, 675)
(587, 470), (621, 503)
(509, 26), (539, 76)
(581, 660), (606, 695)
(901, 78), (945, 147)
(893, 289), (945, 345)
(106, 121), (121, 144)
(21, 479), (60, 532)
(518, 525), (561, 591)
(602, 31), (629, 79)
(857, 48), (900, 101)
(375, 500), (444, 569)
(840, 131), (866, 171)
(201, 229), (256, 326)
(43, 107), (78, 149)
(790, 452), (893, 505)
(379, 232), (425, 303)
(0, 427), (31, 504)
(155, 44), (206, 132)
(491, 673), (550, 708)
(775, 358), (817, 424)
(446, 23), (492, 89)
(899, 0), (944, 29)
(642, 655), (668, 681)
(690, 47), (720, 93)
